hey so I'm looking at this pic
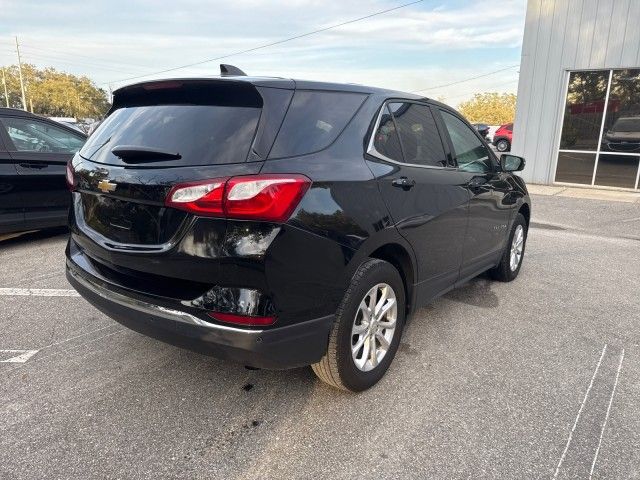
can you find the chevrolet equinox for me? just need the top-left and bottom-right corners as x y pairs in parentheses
(66, 66), (531, 391)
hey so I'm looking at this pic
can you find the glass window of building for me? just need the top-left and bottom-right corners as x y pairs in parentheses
(556, 69), (640, 189)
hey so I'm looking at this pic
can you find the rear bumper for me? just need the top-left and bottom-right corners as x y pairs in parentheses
(66, 255), (334, 370)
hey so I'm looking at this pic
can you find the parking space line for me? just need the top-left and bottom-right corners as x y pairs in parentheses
(2, 328), (125, 376)
(0, 288), (79, 297)
(0, 349), (39, 363)
(0, 324), (117, 368)
(553, 344), (607, 479)
(589, 349), (625, 479)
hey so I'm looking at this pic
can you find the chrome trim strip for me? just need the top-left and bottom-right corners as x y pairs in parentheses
(67, 266), (264, 335)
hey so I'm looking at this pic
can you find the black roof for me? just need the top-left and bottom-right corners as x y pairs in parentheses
(0, 107), (42, 118)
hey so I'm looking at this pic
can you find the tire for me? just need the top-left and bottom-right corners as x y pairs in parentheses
(312, 259), (405, 392)
(496, 139), (510, 152)
(489, 213), (527, 282)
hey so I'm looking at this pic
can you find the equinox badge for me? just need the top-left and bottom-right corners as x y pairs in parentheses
(97, 180), (117, 193)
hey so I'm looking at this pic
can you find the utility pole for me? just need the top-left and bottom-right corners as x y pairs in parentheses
(15, 36), (27, 111)
(1, 68), (9, 107)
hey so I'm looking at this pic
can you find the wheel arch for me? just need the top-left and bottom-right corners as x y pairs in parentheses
(518, 202), (531, 227)
(367, 242), (416, 317)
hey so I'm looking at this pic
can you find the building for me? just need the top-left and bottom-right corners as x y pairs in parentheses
(513, 0), (640, 191)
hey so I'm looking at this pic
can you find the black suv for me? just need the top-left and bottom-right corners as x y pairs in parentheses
(66, 70), (530, 391)
(0, 108), (87, 235)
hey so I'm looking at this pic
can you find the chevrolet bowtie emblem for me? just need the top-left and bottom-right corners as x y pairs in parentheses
(97, 180), (117, 193)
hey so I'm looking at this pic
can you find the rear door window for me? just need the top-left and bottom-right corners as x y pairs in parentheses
(269, 90), (366, 158)
(388, 102), (447, 167)
(2, 117), (85, 153)
(80, 105), (261, 166)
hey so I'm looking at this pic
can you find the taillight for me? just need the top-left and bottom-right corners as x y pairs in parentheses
(207, 311), (277, 326)
(66, 161), (75, 190)
(224, 175), (310, 222)
(165, 174), (311, 222)
(166, 179), (227, 216)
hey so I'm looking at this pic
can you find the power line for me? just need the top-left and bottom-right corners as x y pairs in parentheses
(19, 44), (158, 70)
(412, 64), (519, 93)
(17, 51), (150, 74)
(100, 0), (426, 85)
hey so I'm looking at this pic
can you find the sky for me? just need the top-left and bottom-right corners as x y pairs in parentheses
(0, 0), (526, 106)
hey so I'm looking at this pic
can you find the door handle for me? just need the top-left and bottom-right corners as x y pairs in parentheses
(19, 163), (48, 170)
(391, 177), (416, 190)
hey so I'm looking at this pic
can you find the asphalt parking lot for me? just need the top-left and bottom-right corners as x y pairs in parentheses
(1, 193), (639, 479)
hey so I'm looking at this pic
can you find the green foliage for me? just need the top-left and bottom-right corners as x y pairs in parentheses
(458, 92), (516, 125)
(1, 64), (110, 120)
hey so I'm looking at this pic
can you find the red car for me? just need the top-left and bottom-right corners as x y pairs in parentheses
(493, 123), (513, 152)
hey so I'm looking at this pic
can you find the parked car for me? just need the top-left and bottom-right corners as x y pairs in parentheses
(493, 123), (513, 152)
(0, 108), (87, 235)
(65, 68), (531, 392)
(472, 123), (490, 140)
(603, 116), (640, 152)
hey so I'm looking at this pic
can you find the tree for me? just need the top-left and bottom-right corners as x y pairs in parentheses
(458, 92), (516, 125)
(1, 64), (110, 120)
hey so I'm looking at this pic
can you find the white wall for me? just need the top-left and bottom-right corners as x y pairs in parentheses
(513, 0), (640, 184)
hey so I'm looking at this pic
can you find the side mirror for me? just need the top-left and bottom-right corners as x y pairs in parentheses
(501, 154), (525, 172)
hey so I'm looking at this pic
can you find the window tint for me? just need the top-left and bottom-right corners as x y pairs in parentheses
(80, 105), (260, 166)
(388, 102), (446, 167)
(440, 110), (492, 173)
(372, 105), (403, 162)
(269, 90), (366, 158)
(2, 117), (85, 153)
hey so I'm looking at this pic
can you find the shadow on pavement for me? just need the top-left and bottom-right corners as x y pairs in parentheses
(0, 227), (69, 248)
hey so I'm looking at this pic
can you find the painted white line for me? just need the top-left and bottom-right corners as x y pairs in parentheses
(40, 324), (117, 350)
(553, 344), (608, 479)
(0, 349), (39, 363)
(0, 288), (79, 297)
(0, 324), (117, 368)
(589, 349), (625, 479)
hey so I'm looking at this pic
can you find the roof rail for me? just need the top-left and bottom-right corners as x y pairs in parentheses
(220, 64), (247, 77)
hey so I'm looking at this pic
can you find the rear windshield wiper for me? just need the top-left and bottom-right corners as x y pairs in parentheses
(111, 145), (182, 163)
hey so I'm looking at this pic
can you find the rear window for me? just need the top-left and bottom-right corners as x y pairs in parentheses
(269, 90), (367, 158)
(80, 104), (260, 166)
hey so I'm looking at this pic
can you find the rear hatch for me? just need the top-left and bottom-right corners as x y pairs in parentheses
(72, 79), (290, 249)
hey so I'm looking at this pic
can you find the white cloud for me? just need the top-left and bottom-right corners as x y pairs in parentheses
(0, 0), (525, 100)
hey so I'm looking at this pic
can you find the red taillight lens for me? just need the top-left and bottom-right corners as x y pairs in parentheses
(207, 311), (277, 326)
(224, 175), (310, 222)
(66, 161), (75, 190)
(165, 174), (311, 222)
(165, 178), (227, 216)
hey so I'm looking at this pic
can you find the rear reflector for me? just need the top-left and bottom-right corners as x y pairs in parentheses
(207, 311), (277, 326)
(165, 174), (311, 222)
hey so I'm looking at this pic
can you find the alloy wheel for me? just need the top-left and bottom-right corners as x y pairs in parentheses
(510, 224), (524, 271)
(350, 283), (397, 372)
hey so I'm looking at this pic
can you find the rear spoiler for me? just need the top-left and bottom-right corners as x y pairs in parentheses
(109, 78), (264, 114)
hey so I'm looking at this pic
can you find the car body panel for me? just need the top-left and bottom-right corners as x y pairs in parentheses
(65, 78), (531, 369)
(0, 108), (86, 234)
